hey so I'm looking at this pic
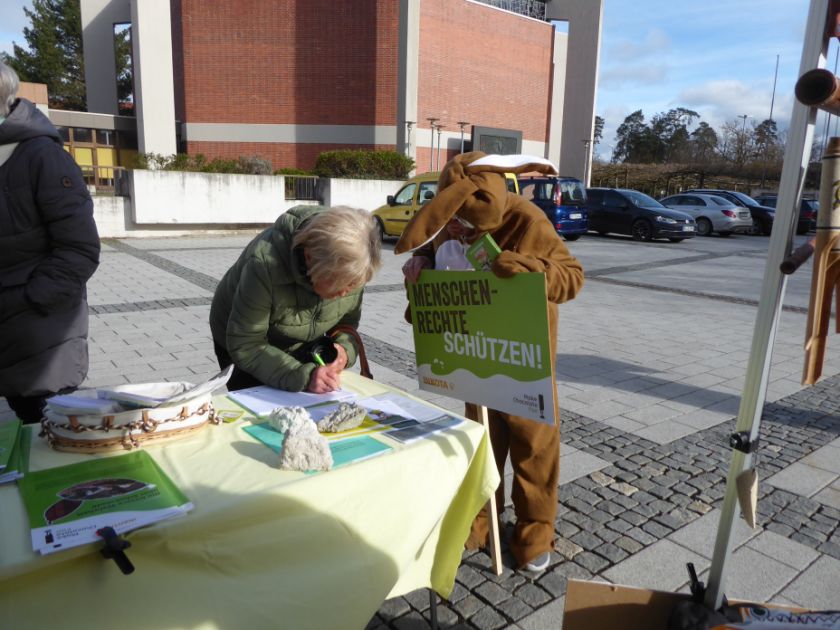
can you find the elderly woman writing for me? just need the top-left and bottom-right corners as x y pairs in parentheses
(210, 205), (381, 393)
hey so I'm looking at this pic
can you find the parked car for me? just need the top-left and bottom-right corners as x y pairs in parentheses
(658, 193), (752, 236)
(584, 188), (696, 242)
(372, 172), (519, 240)
(753, 194), (818, 235)
(685, 189), (775, 235)
(518, 176), (588, 241)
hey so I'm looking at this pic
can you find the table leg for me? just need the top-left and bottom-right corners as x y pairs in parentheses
(479, 405), (503, 575)
(429, 590), (439, 629)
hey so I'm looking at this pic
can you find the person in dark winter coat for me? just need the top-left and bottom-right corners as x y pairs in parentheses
(0, 61), (100, 423)
(210, 205), (381, 393)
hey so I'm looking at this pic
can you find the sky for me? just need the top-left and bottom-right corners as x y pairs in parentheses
(0, 0), (829, 159)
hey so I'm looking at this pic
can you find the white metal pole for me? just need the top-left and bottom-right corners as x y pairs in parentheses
(704, 0), (829, 609)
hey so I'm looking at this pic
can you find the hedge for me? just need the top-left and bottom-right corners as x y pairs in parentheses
(313, 149), (414, 180)
(133, 153), (273, 175)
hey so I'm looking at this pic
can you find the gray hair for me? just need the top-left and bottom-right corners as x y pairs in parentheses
(293, 206), (382, 295)
(0, 61), (19, 118)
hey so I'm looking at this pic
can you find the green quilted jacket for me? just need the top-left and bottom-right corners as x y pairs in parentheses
(209, 205), (363, 391)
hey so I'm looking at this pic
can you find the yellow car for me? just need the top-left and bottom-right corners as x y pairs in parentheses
(372, 171), (519, 240)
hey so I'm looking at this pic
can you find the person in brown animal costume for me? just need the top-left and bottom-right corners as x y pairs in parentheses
(397, 152), (584, 571)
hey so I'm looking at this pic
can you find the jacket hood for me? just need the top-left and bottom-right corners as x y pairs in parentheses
(270, 204), (328, 285)
(0, 98), (60, 145)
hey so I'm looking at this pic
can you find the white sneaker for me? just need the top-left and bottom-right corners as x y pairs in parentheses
(523, 552), (551, 572)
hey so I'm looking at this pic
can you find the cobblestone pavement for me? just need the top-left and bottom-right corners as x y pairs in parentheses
(3, 230), (839, 628)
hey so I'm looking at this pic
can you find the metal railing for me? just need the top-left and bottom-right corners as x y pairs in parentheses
(284, 175), (319, 201)
(79, 165), (128, 193)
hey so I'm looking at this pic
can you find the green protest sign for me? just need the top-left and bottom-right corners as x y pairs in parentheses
(408, 270), (555, 424)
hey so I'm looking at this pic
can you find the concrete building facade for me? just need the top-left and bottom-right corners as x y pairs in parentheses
(80, 0), (602, 180)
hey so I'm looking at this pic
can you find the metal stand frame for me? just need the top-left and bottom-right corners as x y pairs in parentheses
(704, 0), (831, 609)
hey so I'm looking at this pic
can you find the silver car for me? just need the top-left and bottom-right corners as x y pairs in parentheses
(659, 193), (753, 236)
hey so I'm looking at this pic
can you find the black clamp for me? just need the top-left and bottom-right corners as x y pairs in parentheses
(97, 526), (135, 575)
(729, 431), (759, 454)
(686, 562), (705, 603)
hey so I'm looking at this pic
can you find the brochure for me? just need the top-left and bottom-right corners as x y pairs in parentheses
(18, 450), (192, 555)
(228, 385), (355, 417)
(0, 420), (23, 484)
(242, 423), (391, 468)
(384, 415), (464, 444)
(466, 232), (501, 271)
(0, 419), (20, 470)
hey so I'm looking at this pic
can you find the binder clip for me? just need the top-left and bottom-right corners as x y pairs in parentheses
(97, 526), (135, 575)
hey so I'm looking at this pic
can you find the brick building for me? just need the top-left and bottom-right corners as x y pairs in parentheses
(80, 0), (602, 180)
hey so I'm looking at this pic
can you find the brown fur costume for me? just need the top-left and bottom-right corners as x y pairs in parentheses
(396, 152), (584, 568)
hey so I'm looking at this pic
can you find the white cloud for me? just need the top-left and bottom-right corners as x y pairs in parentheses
(600, 63), (668, 87)
(609, 28), (671, 61)
(678, 79), (783, 128)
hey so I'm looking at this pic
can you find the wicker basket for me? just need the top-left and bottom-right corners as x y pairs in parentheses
(42, 383), (221, 453)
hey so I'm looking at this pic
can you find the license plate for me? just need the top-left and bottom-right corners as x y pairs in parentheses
(683, 226), (695, 232)
(570, 213), (582, 219)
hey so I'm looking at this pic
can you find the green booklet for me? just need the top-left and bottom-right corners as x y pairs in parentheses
(466, 232), (502, 271)
(18, 450), (192, 555)
(0, 420), (20, 471)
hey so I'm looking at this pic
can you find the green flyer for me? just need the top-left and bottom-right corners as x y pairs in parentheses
(18, 450), (192, 555)
(408, 270), (556, 424)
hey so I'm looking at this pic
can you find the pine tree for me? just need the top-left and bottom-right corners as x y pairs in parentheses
(4, 0), (86, 111)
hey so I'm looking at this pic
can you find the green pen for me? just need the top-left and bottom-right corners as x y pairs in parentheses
(312, 352), (326, 367)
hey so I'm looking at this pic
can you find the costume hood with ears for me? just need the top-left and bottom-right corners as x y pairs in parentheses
(393, 152), (558, 254)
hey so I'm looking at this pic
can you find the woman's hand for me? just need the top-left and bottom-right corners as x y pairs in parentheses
(402, 256), (432, 283)
(306, 366), (341, 393)
(331, 343), (348, 372)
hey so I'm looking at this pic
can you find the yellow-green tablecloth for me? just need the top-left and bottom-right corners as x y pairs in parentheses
(0, 373), (498, 630)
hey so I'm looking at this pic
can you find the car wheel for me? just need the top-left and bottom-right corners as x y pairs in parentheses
(762, 220), (772, 236)
(749, 219), (763, 236)
(564, 234), (581, 242)
(631, 220), (653, 242)
(374, 217), (387, 242)
(668, 238), (684, 243)
(697, 217), (713, 236)
(796, 227), (808, 235)
(718, 231), (732, 237)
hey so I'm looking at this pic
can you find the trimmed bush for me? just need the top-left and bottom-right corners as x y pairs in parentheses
(314, 150), (414, 180)
(133, 153), (273, 175)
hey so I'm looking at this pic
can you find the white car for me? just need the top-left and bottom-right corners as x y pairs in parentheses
(659, 193), (753, 236)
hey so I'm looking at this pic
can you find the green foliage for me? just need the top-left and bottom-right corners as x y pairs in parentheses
(313, 150), (414, 179)
(5, 0), (86, 111)
(275, 167), (313, 176)
(115, 25), (133, 115)
(133, 153), (274, 175)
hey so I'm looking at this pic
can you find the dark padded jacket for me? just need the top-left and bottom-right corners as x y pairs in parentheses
(0, 99), (100, 397)
(209, 205), (363, 392)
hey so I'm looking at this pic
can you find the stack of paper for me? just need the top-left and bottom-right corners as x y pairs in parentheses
(85, 365), (235, 410)
(0, 420), (25, 484)
(18, 450), (192, 555)
(228, 385), (355, 417)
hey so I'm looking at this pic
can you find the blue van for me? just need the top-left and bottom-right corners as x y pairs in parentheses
(518, 176), (588, 241)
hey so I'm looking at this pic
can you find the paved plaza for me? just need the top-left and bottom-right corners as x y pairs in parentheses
(3, 228), (840, 628)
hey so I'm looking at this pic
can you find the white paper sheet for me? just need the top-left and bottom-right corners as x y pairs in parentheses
(228, 385), (355, 417)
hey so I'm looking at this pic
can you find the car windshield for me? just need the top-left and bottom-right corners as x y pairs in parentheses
(728, 191), (760, 206)
(624, 190), (664, 208)
(557, 180), (586, 206)
(803, 199), (819, 211)
(709, 196), (731, 206)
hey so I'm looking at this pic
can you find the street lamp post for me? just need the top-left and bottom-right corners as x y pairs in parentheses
(581, 139), (592, 187)
(404, 121), (414, 157)
(739, 114), (750, 135)
(457, 121), (469, 154)
(426, 117), (439, 172)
